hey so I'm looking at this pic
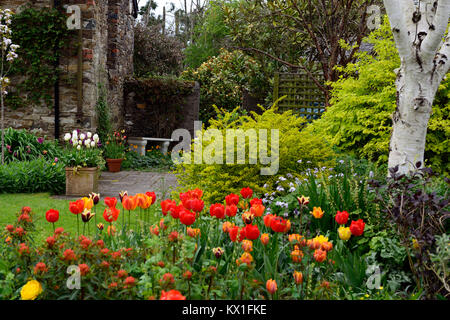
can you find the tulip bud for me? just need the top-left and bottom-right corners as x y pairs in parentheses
(212, 247), (224, 259)
(242, 211), (254, 225)
(97, 223), (104, 231)
(266, 279), (277, 295)
(293, 271), (303, 285)
(260, 233), (269, 245)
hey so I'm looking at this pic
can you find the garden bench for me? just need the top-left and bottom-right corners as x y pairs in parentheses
(127, 137), (173, 156)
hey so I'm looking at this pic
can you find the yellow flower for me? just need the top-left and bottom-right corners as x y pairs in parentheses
(21, 280), (43, 300)
(338, 226), (352, 241)
(313, 235), (329, 245)
(311, 207), (324, 219)
(82, 197), (93, 210)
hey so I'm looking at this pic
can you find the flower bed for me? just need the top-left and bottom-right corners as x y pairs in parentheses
(1, 164), (448, 300)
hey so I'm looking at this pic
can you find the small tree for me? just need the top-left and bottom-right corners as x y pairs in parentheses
(1, 9), (19, 165)
(383, 0), (449, 174)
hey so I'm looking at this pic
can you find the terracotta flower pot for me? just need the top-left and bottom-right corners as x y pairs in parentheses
(106, 158), (123, 172)
(65, 167), (99, 196)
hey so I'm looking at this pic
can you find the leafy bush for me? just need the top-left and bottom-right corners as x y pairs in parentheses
(122, 149), (173, 171)
(134, 23), (184, 77)
(0, 158), (65, 194)
(306, 17), (449, 175)
(1, 128), (61, 163)
(369, 164), (450, 299)
(181, 49), (269, 122)
(173, 105), (336, 203)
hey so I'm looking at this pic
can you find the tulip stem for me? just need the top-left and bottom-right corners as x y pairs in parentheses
(77, 214), (80, 237)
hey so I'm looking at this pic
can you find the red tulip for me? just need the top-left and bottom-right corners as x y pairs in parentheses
(188, 198), (204, 213)
(263, 214), (274, 227)
(179, 210), (196, 226)
(45, 209), (59, 223)
(240, 187), (253, 199)
(270, 216), (289, 233)
(69, 199), (85, 215)
(244, 224), (260, 240)
(225, 204), (238, 217)
(104, 197), (118, 209)
(229, 226), (246, 242)
(209, 203), (225, 219)
(145, 191), (156, 204)
(335, 211), (349, 225)
(170, 204), (183, 219)
(225, 193), (240, 206)
(250, 198), (263, 206)
(161, 199), (176, 216)
(349, 219), (365, 236)
(103, 207), (120, 223)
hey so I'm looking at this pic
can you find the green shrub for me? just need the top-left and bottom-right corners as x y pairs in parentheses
(306, 17), (449, 175)
(122, 149), (173, 171)
(181, 49), (269, 122)
(1, 128), (61, 163)
(173, 104), (336, 203)
(0, 158), (65, 194)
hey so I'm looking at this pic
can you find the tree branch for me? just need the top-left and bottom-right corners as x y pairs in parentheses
(421, 0), (450, 60)
(383, 0), (413, 60)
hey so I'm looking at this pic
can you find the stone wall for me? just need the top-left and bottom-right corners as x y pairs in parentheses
(1, 0), (135, 140)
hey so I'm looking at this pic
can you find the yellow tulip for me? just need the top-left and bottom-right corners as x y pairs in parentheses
(338, 226), (352, 241)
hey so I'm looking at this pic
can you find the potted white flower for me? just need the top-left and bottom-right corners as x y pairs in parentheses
(61, 130), (105, 196)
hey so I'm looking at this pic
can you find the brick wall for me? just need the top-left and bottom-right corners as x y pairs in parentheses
(1, 0), (134, 140)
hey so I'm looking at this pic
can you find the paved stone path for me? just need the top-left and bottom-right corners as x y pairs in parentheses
(53, 170), (178, 200)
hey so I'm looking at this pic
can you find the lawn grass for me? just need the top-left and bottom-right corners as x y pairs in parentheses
(0, 193), (150, 243)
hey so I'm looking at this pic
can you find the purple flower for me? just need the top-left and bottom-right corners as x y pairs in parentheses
(37, 138), (44, 144)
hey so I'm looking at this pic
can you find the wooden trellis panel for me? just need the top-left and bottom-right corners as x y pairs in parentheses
(273, 72), (326, 121)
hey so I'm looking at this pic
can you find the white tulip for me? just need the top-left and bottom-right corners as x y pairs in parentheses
(90, 141), (96, 148)
(84, 139), (91, 146)
(72, 130), (78, 140)
(93, 134), (99, 141)
(87, 132), (92, 138)
(78, 140), (82, 145)
(72, 138), (78, 145)
(79, 133), (86, 140)
(64, 133), (71, 141)
(77, 145), (81, 150)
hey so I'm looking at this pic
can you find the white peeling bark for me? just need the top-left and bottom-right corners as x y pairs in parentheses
(384, 0), (450, 175)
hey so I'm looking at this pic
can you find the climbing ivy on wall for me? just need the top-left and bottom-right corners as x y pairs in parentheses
(6, 7), (70, 109)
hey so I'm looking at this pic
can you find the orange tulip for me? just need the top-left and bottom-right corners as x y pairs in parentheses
(250, 204), (265, 217)
(82, 197), (93, 210)
(266, 279), (277, 295)
(122, 195), (136, 211)
(311, 207), (324, 219)
(291, 249), (304, 263)
(313, 248), (327, 263)
(241, 240), (253, 252)
(293, 271), (303, 285)
(260, 233), (269, 245)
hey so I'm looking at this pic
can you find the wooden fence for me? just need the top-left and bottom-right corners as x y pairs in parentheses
(273, 72), (326, 121)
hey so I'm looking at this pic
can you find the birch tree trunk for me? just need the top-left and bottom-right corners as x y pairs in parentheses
(384, 0), (450, 175)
